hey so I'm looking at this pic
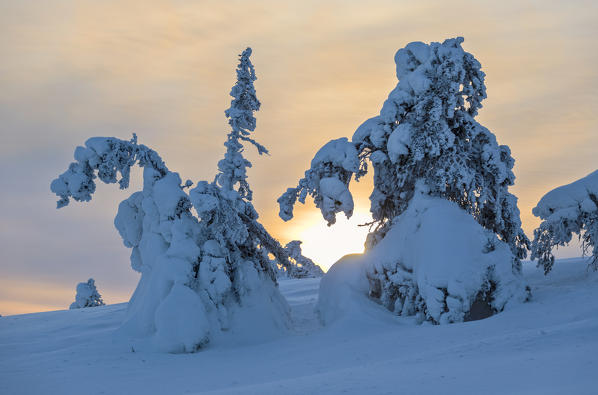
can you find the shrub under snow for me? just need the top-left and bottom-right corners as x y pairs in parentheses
(69, 278), (105, 309)
(317, 194), (530, 325)
(282, 38), (530, 323)
(531, 170), (598, 273)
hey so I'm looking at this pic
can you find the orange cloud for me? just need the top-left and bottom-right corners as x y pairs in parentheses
(1, 0), (596, 314)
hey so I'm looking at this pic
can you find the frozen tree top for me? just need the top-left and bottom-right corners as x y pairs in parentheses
(217, 47), (267, 200)
(225, 47), (261, 137)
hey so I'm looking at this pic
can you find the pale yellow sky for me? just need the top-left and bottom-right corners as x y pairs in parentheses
(1, 0), (597, 315)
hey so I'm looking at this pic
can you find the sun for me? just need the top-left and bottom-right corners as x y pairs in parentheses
(284, 207), (372, 272)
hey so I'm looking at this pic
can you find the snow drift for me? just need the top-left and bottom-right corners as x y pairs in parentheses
(318, 193), (529, 325)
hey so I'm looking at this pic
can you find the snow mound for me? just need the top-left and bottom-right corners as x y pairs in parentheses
(319, 193), (529, 325)
(315, 254), (384, 326)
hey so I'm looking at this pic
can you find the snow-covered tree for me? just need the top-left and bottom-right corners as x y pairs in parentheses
(281, 240), (324, 278)
(51, 48), (291, 352)
(217, 47), (268, 201)
(531, 170), (598, 274)
(281, 38), (530, 323)
(69, 278), (105, 309)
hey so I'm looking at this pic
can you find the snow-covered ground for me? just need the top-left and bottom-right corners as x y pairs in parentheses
(1, 259), (597, 395)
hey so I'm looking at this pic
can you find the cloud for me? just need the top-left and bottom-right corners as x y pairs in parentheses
(1, 0), (597, 313)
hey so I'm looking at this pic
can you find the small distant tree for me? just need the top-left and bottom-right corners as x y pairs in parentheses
(531, 170), (598, 273)
(283, 240), (324, 278)
(70, 278), (105, 309)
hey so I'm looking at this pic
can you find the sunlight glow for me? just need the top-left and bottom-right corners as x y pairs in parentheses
(291, 210), (371, 272)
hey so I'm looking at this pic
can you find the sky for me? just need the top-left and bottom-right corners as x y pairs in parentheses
(1, 0), (597, 315)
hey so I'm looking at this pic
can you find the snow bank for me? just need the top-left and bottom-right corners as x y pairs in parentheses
(319, 193), (529, 325)
(316, 254), (373, 325)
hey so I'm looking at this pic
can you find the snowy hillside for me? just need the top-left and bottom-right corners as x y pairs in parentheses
(1, 259), (597, 395)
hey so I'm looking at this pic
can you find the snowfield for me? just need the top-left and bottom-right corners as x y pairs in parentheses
(1, 259), (597, 395)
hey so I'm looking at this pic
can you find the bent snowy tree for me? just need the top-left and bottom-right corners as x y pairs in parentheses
(51, 48), (292, 352)
(281, 38), (530, 324)
(531, 170), (598, 274)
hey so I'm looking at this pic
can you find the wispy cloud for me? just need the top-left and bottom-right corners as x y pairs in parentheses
(1, 0), (597, 314)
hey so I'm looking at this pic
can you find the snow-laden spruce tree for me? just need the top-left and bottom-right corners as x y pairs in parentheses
(531, 170), (598, 274)
(282, 240), (324, 278)
(51, 48), (291, 352)
(69, 278), (105, 309)
(217, 47), (268, 201)
(281, 38), (530, 324)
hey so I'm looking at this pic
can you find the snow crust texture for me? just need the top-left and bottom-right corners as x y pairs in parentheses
(532, 170), (598, 273)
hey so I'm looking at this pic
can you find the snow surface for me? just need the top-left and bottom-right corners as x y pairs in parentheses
(1, 260), (597, 394)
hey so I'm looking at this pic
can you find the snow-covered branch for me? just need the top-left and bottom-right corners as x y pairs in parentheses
(531, 170), (598, 273)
